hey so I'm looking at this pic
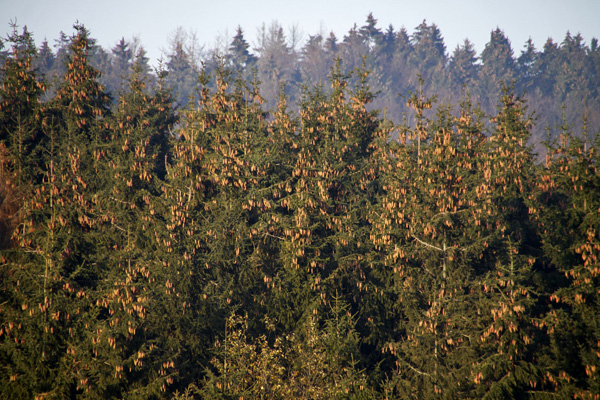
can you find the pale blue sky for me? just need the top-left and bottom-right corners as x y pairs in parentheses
(2, 0), (599, 67)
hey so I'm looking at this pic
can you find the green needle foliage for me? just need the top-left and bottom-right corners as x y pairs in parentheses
(1, 21), (599, 400)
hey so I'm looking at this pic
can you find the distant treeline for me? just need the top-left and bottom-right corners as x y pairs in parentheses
(3, 13), (599, 150)
(0, 19), (600, 400)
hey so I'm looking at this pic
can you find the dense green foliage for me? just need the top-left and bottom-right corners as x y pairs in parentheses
(1, 20), (599, 399)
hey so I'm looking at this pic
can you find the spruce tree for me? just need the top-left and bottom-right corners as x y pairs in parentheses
(359, 13), (383, 47)
(0, 23), (112, 398)
(410, 20), (446, 90)
(532, 115), (600, 397)
(516, 38), (538, 94)
(373, 86), (491, 398)
(165, 38), (197, 108)
(478, 29), (516, 111)
(228, 26), (257, 72)
(301, 34), (335, 88)
(447, 39), (479, 91)
(159, 63), (277, 370)
(468, 87), (549, 398)
(0, 23), (46, 182)
(34, 39), (55, 75)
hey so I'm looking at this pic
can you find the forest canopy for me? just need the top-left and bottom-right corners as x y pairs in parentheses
(0, 15), (599, 399)
(3, 13), (599, 147)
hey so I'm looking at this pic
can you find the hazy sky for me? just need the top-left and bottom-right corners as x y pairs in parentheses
(2, 0), (599, 67)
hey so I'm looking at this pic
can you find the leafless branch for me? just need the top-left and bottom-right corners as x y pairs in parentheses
(411, 234), (443, 252)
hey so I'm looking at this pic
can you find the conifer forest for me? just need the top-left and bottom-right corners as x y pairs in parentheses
(1, 14), (600, 399)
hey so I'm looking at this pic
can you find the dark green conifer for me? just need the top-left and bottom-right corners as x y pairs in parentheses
(228, 26), (257, 71)
(0, 23), (46, 181)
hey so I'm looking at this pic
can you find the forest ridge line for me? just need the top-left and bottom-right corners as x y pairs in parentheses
(4, 12), (598, 147)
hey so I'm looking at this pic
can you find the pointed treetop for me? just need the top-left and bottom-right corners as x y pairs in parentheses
(229, 25), (256, 67)
(359, 12), (383, 44)
(325, 32), (338, 54)
(411, 20), (446, 55)
(482, 28), (514, 59)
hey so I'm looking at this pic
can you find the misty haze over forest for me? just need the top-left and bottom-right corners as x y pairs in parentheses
(18, 13), (600, 149)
